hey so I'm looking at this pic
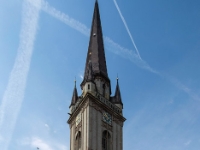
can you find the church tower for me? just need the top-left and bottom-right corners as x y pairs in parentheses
(67, 1), (126, 150)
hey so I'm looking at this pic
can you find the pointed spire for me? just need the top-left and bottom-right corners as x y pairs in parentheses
(114, 77), (123, 106)
(82, 0), (109, 85)
(69, 80), (78, 107)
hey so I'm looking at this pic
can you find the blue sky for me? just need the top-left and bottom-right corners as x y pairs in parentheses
(0, 0), (200, 150)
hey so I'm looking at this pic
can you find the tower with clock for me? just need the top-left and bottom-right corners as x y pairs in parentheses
(67, 1), (126, 150)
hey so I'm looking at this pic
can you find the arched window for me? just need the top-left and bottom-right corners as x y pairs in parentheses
(75, 131), (81, 150)
(102, 130), (111, 150)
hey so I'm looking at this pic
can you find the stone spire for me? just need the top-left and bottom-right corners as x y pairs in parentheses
(82, 0), (109, 86)
(69, 80), (78, 107)
(112, 78), (123, 107)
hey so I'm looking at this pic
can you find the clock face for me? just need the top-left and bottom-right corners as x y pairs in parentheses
(103, 112), (112, 125)
(76, 113), (81, 126)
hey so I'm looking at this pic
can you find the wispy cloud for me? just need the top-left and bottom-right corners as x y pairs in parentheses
(79, 74), (83, 80)
(168, 75), (200, 101)
(184, 140), (192, 146)
(32, 137), (68, 150)
(18, 137), (68, 150)
(0, 0), (41, 149)
(31, 137), (53, 150)
(17, 137), (30, 146)
(45, 123), (50, 130)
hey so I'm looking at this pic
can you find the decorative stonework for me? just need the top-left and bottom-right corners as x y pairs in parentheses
(95, 92), (122, 114)
(76, 113), (82, 126)
(82, 100), (89, 111)
(75, 121), (82, 132)
(89, 101), (102, 112)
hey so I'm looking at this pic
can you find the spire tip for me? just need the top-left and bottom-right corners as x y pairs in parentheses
(74, 77), (76, 87)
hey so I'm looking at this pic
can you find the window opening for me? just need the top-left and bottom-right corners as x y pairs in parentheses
(102, 130), (111, 150)
(75, 132), (81, 150)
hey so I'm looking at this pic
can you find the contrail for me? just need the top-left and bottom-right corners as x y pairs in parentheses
(0, 0), (41, 149)
(113, 0), (141, 59)
(112, 0), (200, 100)
(111, 0), (159, 73)
(104, 36), (159, 74)
(166, 75), (200, 102)
(41, 0), (90, 36)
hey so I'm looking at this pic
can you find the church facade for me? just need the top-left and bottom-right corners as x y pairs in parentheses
(67, 1), (126, 150)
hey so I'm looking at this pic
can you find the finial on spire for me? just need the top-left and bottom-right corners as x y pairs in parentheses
(74, 77), (76, 87)
(117, 74), (119, 82)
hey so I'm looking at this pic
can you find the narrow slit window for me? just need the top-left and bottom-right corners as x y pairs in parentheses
(102, 130), (111, 150)
(75, 132), (81, 150)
